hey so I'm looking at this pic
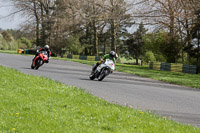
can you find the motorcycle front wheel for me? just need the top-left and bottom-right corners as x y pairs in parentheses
(98, 69), (107, 81)
(89, 74), (95, 80)
(31, 63), (34, 69)
(35, 59), (41, 70)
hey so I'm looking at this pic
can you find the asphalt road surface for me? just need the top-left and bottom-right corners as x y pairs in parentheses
(0, 53), (200, 127)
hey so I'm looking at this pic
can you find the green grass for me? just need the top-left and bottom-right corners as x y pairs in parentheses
(52, 57), (200, 89)
(0, 50), (18, 54)
(118, 57), (137, 64)
(116, 64), (200, 89)
(0, 66), (200, 132)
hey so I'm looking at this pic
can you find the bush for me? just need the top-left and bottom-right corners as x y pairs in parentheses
(0, 32), (19, 50)
(144, 51), (156, 63)
(20, 37), (32, 48)
(9, 41), (18, 50)
(155, 54), (166, 62)
(67, 35), (84, 55)
(0, 37), (9, 50)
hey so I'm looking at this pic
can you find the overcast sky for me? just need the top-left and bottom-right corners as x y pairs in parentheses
(0, 1), (25, 30)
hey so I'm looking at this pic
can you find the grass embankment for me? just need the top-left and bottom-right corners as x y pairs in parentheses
(0, 66), (199, 132)
(53, 57), (200, 89)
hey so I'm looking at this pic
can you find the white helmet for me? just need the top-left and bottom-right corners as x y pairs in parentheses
(109, 51), (116, 58)
(44, 45), (49, 50)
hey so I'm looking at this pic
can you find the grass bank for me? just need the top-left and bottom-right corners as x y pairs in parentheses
(53, 57), (200, 89)
(0, 65), (199, 132)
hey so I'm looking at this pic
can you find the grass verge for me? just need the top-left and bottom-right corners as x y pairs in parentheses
(52, 57), (200, 89)
(0, 50), (18, 54)
(0, 65), (200, 132)
(116, 64), (200, 89)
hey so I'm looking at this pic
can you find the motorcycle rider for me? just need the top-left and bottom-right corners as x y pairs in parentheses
(33, 45), (51, 63)
(92, 51), (117, 73)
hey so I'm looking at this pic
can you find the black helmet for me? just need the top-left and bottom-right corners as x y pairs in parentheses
(109, 51), (116, 58)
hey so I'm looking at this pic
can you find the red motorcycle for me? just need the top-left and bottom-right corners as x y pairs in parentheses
(31, 51), (49, 70)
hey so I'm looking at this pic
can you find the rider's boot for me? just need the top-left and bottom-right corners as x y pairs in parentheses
(92, 62), (99, 74)
(91, 67), (96, 75)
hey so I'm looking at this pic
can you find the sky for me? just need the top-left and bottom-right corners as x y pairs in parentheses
(0, 1), (25, 30)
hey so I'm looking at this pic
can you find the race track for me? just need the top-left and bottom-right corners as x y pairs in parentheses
(0, 53), (200, 127)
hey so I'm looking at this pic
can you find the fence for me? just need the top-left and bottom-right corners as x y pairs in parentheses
(149, 62), (197, 74)
(65, 54), (100, 61)
(17, 49), (36, 54)
(17, 49), (100, 61)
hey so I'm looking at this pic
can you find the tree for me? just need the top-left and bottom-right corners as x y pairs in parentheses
(135, 0), (191, 63)
(51, 0), (82, 55)
(105, 0), (133, 52)
(20, 37), (32, 48)
(126, 23), (147, 65)
(11, 0), (56, 47)
(0, 31), (19, 50)
(189, 1), (200, 65)
(81, 0), (103, 56)
(0, 34), (9, 50)
(143, 31), (182, 63)
(9, 0), (133, 56)
(7, 29), (23, 40)
(67, 35), (84, 55)
(1, 31), (14, 42)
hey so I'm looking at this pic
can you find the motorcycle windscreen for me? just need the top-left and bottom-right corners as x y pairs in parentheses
(41, 51), (48, 55)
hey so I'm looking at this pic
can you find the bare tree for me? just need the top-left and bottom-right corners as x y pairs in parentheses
(133, 0), (195, 62)
(105, 0), (133, 52)
(10, 0), (56, 46)
(77, 0), (108, 56)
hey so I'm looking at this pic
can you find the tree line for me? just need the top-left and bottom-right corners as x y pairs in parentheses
(4, 0), (200, 66)
(0, 29), (33, 50)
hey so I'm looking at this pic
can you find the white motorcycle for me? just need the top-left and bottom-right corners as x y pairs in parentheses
(89, 59), (115, 81)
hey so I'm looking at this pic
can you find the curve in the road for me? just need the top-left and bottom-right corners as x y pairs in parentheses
(0, 53), (200, 127)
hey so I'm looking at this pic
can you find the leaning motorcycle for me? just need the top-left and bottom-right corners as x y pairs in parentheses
(89, 59), (115, 81)
(31, 51), (49, 70)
